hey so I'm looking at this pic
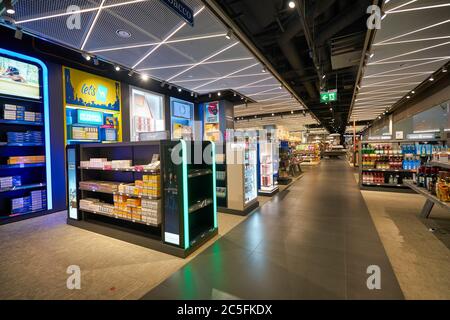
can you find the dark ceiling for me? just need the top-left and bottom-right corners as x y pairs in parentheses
(213, 0), (372, 133)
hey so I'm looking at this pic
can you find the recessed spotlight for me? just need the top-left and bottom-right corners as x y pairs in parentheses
(82, 53), (91, 61)
(272, 113), (275, 116)
(141, 74), (149, 81)
(429, 77), (434, 81)
(168, 85), (173, 90)
(369, 53), (375, 59)
(116, 29), (131, 38)
(190, 92), (194, 97)
(114, 65), (120, 71)
(5, 0), (15, 14)
(406, 95), (410, 99)
(209, 93), (212, 98)
(127, 70), (134, 77)
(411, 90), (415, 94)
(218, 92), (221, 96)
(443, 67), (448, 73)
(178, 88), (182, 92)
(291, 110), (294, 114)
(225, 30), (233, 40)
(288, 1), (296, 9)
(262, 67), (267, 73)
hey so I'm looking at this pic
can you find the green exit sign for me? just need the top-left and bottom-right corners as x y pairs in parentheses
(320, 90), (338, 103)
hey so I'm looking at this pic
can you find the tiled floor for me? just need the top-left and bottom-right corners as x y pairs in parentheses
(0, 211), (245, 299)
(142, 159), (404, 300)
(362, 190), (450, 300)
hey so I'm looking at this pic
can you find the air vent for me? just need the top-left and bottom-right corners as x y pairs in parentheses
(330, 32), (365, 70)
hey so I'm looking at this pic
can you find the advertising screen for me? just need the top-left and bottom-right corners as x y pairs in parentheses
(0, 55), (40, 99)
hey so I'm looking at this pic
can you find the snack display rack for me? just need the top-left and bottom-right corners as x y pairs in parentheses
(66, 140), (217, 257)
(359, 139), (447, 192)
(297, 143), (320, 165)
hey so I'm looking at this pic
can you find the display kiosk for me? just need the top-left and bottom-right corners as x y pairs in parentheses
(257, 131), (279, 196)
(66, 140), (218, 257)
(0, 48), (53, 223)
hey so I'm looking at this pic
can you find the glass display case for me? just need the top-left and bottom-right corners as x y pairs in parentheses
(244, 140), (257, 204)
(258, 140), (279, 196)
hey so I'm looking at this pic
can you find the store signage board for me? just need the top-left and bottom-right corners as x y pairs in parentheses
(406, 133), (435, 140)
(395, 131), (404, 140)
(320, 90), (338, 103)
(63, 67), (121, 112)
(368, 135), (392, 140)
(160, 0), (194, 26)
(77, 109), (103, 125)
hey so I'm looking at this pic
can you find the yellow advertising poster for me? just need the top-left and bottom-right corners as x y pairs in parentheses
(63, 67), (121, 110)
(62, 66), (122, 144)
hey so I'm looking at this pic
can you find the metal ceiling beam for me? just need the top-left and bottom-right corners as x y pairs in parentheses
(204, 0), (322, 125)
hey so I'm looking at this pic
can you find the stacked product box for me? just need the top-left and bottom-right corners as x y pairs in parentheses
(0, 176), (21, 189)
(142, 174), (161, 198)
(71, 127), (99, 141)
(79, 181), (120, 193)
(79, 198), (101, 213)
(7, 155), (45, 164)
(3, 104), (42, 123)
(80, 158), (133, 170)
(141, 198), (161, 225)
(7, 131), (43, 144)
(11, 190), (46, 214)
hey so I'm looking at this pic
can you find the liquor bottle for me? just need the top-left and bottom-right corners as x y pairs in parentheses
(418, 167), (425, 188)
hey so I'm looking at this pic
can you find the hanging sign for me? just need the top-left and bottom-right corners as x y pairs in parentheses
(204, 101), (219, 123)
(320, 89), (338, 103)
(160, 0), (194, 27)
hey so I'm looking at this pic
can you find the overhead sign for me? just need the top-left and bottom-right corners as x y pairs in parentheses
(406, 133), (435, 140)
(320, 89), (338, 103)
(160, 0), (194, 27)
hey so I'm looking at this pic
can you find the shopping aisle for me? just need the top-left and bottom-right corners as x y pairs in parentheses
(142, 159), (404, 300)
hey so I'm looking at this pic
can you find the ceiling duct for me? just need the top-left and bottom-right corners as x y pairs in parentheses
(330, 32), (365, 70)
(278, 21), (317, 99)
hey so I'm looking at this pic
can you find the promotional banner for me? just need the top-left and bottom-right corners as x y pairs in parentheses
(63, 67), (121, 111)
(204, 101), (219, 123)
(0, 55), (40, 99)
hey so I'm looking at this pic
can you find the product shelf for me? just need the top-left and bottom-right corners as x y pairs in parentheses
(79, 166), (160, 174)
(0, 163), (45, 170)
(362, 168), (416, 173)
(80, 208), (160, 227)
(0, 142), (44, 147)
(0, 183), (46, 194)
(0, 119), (43, 126)
(428, 161), (450, 169)
(79, 186), (160, 200)
(188, 169), (212, 178)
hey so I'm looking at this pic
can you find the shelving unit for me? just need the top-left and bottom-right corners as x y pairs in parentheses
(67, 141), (217, 257)
(257, 138), (279, 196)
(222, 140), (259, 215)
(404, 180), (450, 218)
(0, 48), (52, 224)
(215, 142), (228, 209)
(359, 139), (445, 192)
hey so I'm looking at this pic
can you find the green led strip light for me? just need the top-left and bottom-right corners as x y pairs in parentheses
(211, 141), (218, 229)
(180, 139), (190, 249)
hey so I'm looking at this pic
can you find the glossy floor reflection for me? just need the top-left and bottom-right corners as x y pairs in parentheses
(142, 159), (404, 300)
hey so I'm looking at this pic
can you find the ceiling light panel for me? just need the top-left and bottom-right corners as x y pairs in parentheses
(13, 0), (102, 21)
(15, 9), (98, 48)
